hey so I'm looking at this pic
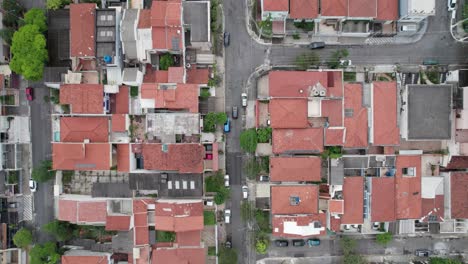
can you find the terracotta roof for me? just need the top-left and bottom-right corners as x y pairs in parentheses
(135, 226), (149, 246)
(269, 71), (328, 97)
(133, 246), (150, 264)
(154, 201), (204, 232)
(115, 86), (129, 114)
(58, 199), (107, 224)
(289, 0), (318, 19)
(152, 27), (183, 50)
(106, 215), (131, 231)
(451, 172), (468, 218)
(321, 99), (343, 127)
(133, 199), (154, 246)
(348, 0), (377, 17)
(263, 0), (289, 11)
(272, 213), (327, 237)
(321, 0), (347, 16)
(341, 177), (364, 224)
(62, 256), (108, 264)
(0, 75), (4, 90)
(371, 177), (396, 222)
(271, 185), (319, 215)
(151, 247), (206, 264)
(377, 0), (398, 20)
(138, 9), (151, 29)
(373, 82), (399, 146)
(58, 200), (78, 223)
(175, 230), (202, 246)
(111, 114), (127, 132)
(330, 216), (341, 232)
(150, 1), (182, 50)
(116, 144), (130, 172)
(52, 143), (111, 171)
(60, 117), (109, 142)
(344, 83), (368, 148)
(141, 83), (199, 113)
(168, 67), (184, 83)
(269, 99), (309, 128)
(325, 128), (345, 146)
(395, 155), (422, 219)
(272, 21), (285, 34)
(272, 128), (324, 154)
(270, 156), (321, 182)
(70, 4), (96, 57)
(186, 67), (209, 84)
(327, 71), (344, 98)
(421, 195), (444, 222)
(445, 156), (468, 169)
(329, 199), (344, 214)
(60, 84), (104, 114)
(141, 143), (204, 173)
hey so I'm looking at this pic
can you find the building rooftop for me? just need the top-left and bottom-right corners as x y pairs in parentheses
(62, 256), (108, 264)
(451, 172), (468, 219)
(270, 156), (321, 182)
(348, 0), (377, 17)
(321, 99), (343, 127)
(105, 215), (131, 231)
(91, 182), (132, 198)
(60, 84), (104, 114)
(116, 144), (130, 172)
(151, 0), (182, 50)
(47, 9), (71, 67)
(289, 0), (319, 19)
(344, 83), (368, 148)
(373, 81), (399, 146)
(121, 9), (138, 60)
(58, 198), (107, 224)
(167, 67), (184, 83)
(269, 71), (341, 98)
(342, 176), (364, 224)
(154, 200), (204, 232)
(321, 0), (347, 16)
(129, 173), (203, 197)
(43, 67), (69, 83)
(371, 177), (396, 222)
(272, 213), (326, 237)
(272, 128), (324, 154)
(70, 4), (96, 57)
(269, 99), (309, 128)
(52, 143), (110, 171)
(271, 185), (319, 215)
(141, 143), (205, 173)
(325, 128), (345, 146)
(141, 83), (199, 113)
(151, 247), (206, 264)
(114, 86), (129, 114)
(321, 0), (396, 19)
(407, 85), (452, 140)
(60, 117), (109, 142)
(182, 1), (209, 42)
(111, 114), (126, 132)
(378, 0), (399, 20)
(138, 9), (151, 29)
(186, 67), (209, 84)
(395, 155), (422, 219)
(262, 0), (289, 11)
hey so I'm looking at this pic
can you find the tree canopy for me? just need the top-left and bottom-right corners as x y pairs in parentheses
(2, 0), (24, 28)
(30, 242), (60, 264)
(219, 248), (238, 264)
(32, 160), (54, 182)
(47, 0), (70, 10)
(295, 52), (320, 70)
(240, 129), (257, 153)
(376, 232), (393, 246)
(23, 8), (48, 33)
(12, 228), (33, 249)
(43, 220), (75, 242)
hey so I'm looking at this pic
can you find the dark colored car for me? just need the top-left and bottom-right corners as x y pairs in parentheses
(292, 239), (305, 247)
(224, 32), (230, 47)
(415, 249), (431, 257)
(308, 41), (325, 49)
(25, 87), (34, 101)
(225, 237), (232, 248)
(307, 238), (320, 247)
(275, 240), (289, 247)
(259, 175), (270, 182)
(232, 106), (238, 119)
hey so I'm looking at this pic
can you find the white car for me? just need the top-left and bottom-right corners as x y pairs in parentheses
(242, 185), (248, 199)
(224, 209), (231, 224)
(224, 174), (230, 187)
(29, 180), (37, 192)
(241, 93), (247, 107)
(448, 0), (456, 11)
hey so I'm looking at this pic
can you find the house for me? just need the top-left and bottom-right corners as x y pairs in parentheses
(344, 83), (368, 149)
(272, 128), (324, 154)
(70, 4), (96, 59)
(59, 84), (106, 115)
(140, 83), (199, 113)
(52, 143), (111, 171)
(270, 156), (322, 182)
(62, 250), (111, 264)
(372, 81), (399, 146)
(183, 1), (211, 50)
(151, 0), (183, 52)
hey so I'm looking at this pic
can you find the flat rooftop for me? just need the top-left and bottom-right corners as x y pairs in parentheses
(129, 173), (203, 197)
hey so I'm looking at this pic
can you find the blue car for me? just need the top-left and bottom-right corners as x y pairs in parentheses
(224, 118), (230, 133)
(307, 239), (320, 247)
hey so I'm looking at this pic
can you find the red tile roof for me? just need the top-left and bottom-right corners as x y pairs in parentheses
(342, 177), (364, 224)
(450, 172), (468, 219)
(60, 117), (109, 142)
(141, 143), (205, 173)
(52, 143), (111, 171)
(344, 83), (368, 148)
(373, 82), (399, 146)
(152, 27), (183, 50)
(62, 256), (108, 264)
(270, 156), (321, 182)
(371, 177), (396, 222)
(421, 195), (444, 222)
(321, 99), (343, 127)
(348, 0), (377, 17)
(70, 4), (96, 57)
(60, 84), (104, 114)
(445, 156), (468, 169)
(135, 226), (149, 246)
(271, 185), (319, 215)
(269, 71), (328, 97)
(272, 128), (324, 154)
(272, 21), (285, 34)
(116, 144), (130, 172)
(115, 86), (129, 114)
(269, 99), (309, 128)
(133, 199), (154, 246)
(138, 9), (151, 29)
(325, 128), (345, 146)
(327, 71), (343, 97)
(395, 155), (422, 219)
(272, 213), (327, 237)
(111, 114), (127, 132)
(168, 67), (184, 83)
(151, 247), (206, 264)
(321, 0), (347, 16)
(377, 0), (398, 20)
(175, 230), (202, 247)
(154, 201), (204, 232)
(263, 0), (289, 11)
(58, 199), (107, 224)
(289, 0), (318, 19)
(329, 200), (344, 214)
(186, 67), (209, 84)
(58, 200), (78, 223)
(141, 83), (199, 113)
(105, 215), (131, 231)
(151, 1), (182, 50)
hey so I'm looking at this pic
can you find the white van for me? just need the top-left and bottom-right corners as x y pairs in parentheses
(400, 24), (417, 32)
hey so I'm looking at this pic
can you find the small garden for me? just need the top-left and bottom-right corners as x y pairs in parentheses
(203, 210), (216, 226)
(259, 15), (272, 38)
(293, 19), (314, 32)
(243, 156), (269, 180)
(203, 112), (227, 132)
(343, 72), (356, 82)
(156, 231), (176, 242)
(239, 128), (272, 153)
(205, 170), (230, 205)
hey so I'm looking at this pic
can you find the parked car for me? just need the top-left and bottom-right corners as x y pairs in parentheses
(224, 174), (230, 187)
(423, 58), (438, 65)
(292, 239), (305, 247)
(275, 240), (289, 247)
(29, 180), (37, 192)
(448, 0), (457, 11)
(415, 249), (431, 257)
(224, 209), (231, 224)
(308, 41), (325, 49)
(204, 199), (214, 206)
(242, 185), (248, 199)
(259, 175), (270, 182)
(340, 59), (352, 66)
(241, 93), (247, 107)
(224, 32), (230, 47)
(232, 106), (238, 119)
(224, 118), (230, 133)
(225, 237), (232, 248)
(307, 238), (320, 247)
(25, 87), (34, 101)
(400, 24), (417, 32)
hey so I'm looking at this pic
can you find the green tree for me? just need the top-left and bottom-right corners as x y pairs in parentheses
(203, 112), (227, 132)
(2, 0), (24, 28)
(30, 242), (60, 264)
(159, 53), (174, 70)
(23, 8), (47, 33)
(429, 258), (463, 264)
(10, 24), (48, 81)
(214, 186), (230, 205)
(243, 157), (261, 180)
(341, 237), (367, 264)
(328, 49), (349, 69)
(376, 232), (393, 246)
(32, 160), (54, 182)
(0, 28), (15, 45)
(240, 129), (258, 153)
(255, 237), (269, 254)
(12, 228), (32, 249)
(295, 52), (320, 70)
(256, 127), (272, 143)
(43, 220), (75, 242)
(47, 0), (70, 10)
(219, 248), (238, 264)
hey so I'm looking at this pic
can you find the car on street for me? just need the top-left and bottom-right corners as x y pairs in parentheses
(224, 118), (230, 133)
(224, 32), (230, 47)
(423, 58), (438, 65)
(307, 238), (320, 247)
(224, 209), (231, 224)
(292, 239), (305, 247)
(259, 175), (270, 182)
(308, 41), (325, 49)
(242, 185), (248, 199)
(204, 199), (214, 206)
(224, 174), (230, 187)
(29, 180), (37, 192)
(25, 87), (34, 101)
(275, 240), (289, 247)
(232, 106), (238, 119)
(241, 93), (247, 107)
(448, 0), (456, 11)
(415, 249), (431, 257)
(225, 237), (232, 248)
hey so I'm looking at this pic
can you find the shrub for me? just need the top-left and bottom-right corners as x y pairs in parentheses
(43, 220), (76, 242)
(130, 86), (139, 97)
(243, 157), (260, 180)
(205, 171), (224, 192)
(47, 0), (71, 10)
(204, 210), (216, 225)
(32, 160), (54, 183)
(208, 246), (216, 256)
(214, 187), (230, 205)
(292, 33), (300, 39)
(12, 228), (32, 249)
(203, 112), (227, 132)
(62, 170), (74, 184)
(240, 129), (258, 153)
(257, 127), (272, 143)
(159, 53), (174, 70)
(376, 232), (393, 246)
(219, 248), (238, 264)
(30, 242), (60, 264)
(255, 237), (269, 254)
(156, 231), (176, 242)
(200, 88), (211, 99)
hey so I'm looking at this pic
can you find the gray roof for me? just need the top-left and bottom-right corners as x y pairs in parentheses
(407, 84), (452, 140)
(96, 9), (116, 27)
(91, 182), (132, 198)
(130, 173), (203, 197)
(96, 42), (115, 58)
(121, 9), (138, 60)
(122, 68), (139, 82)
(183, 1), (209, 42)
(47, 9), (71, 67)
(43, 67), (69, 83)
(329, 158), (344, 185)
